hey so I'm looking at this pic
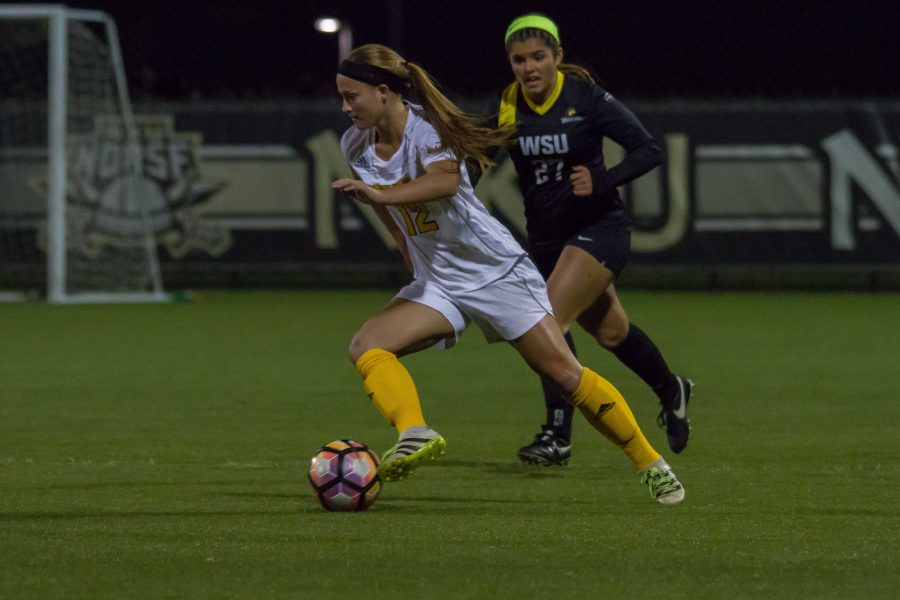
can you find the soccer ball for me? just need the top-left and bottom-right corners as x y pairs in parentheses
(308, 440), (381, 511)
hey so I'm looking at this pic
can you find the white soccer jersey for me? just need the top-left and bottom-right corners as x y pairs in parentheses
(340, 104), (526, 293)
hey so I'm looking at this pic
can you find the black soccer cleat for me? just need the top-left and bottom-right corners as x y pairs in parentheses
(657, 376), (693, 454)
(518, 427), (572, 466)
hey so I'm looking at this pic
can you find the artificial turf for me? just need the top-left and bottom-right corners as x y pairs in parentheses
(1, 290), (898, 598)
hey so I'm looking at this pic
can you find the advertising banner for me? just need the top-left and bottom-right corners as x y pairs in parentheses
(3, 99), (899, 288)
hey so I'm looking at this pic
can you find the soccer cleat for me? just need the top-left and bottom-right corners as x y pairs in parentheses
(640, 465), (685, 505)
(517, 427), (572, 466)
(377, 426), (446, 482)
(657, 376), (693, 453)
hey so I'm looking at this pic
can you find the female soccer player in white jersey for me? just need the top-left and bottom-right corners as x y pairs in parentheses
(331, 44), (685, 504)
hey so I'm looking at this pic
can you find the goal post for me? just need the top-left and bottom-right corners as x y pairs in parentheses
(0, 4), (167, 303)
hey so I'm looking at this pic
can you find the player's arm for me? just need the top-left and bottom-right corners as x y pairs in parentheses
(466, 96), (508, 187)
(332, 160), (460, 206)
(465, 140), (505, 189)
(337, 167), (414, 270)
(371, 203), (413, 271)
(575, 86), (662, 197)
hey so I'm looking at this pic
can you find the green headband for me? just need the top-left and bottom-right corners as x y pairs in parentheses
(504, 14), (560, 45)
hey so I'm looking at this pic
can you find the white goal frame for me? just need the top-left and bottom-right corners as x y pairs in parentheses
(0, 4), (167, 303)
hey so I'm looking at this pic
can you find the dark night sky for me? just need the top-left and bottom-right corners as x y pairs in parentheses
(7, 0), (900, 100)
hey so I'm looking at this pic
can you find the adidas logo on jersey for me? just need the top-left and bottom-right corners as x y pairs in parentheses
(352, 155), (372, 170)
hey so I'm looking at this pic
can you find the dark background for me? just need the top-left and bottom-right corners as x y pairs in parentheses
(6, 0), (899, 100)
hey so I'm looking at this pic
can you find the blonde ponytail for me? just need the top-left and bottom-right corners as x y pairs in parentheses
(346, 44), (510, 171)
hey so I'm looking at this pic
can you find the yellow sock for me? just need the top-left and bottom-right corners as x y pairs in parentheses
(570, 367), (660, 471)
(355, 349), (426, 434)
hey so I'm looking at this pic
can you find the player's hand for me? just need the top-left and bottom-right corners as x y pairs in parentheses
(570, 165), (593, 196)
(331, 178), (385, 204)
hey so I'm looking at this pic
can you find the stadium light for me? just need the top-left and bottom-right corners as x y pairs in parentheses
(314, 17), (352, 63)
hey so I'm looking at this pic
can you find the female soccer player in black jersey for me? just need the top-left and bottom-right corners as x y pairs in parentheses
(498, 14), (694, 465)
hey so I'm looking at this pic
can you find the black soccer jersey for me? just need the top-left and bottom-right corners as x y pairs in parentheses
(497, 73), (661, 253)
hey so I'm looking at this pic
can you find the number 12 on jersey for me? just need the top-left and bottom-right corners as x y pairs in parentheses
(397, 203), (438, 236)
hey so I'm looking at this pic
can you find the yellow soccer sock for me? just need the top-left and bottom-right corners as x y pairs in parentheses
(570, 367), (661, 471)
(355, 348), (426, 434)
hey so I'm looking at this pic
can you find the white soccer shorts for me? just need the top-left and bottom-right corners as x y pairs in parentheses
(394, 257), (554, 349)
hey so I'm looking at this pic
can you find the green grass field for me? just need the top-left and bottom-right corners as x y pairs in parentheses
(1, 290), (898, 599)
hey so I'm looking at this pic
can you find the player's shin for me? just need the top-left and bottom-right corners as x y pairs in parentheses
(570, 367), (660, 471)
(355, 348), (426, 433)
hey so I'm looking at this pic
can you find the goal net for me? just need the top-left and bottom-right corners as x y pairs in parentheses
(0, 5), (166, 303)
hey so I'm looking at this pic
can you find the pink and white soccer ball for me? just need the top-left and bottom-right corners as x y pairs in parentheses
(308, 440), (381, 511)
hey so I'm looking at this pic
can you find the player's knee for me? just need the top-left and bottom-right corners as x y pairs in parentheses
(537, 360), (582, 393)
(348, 332), (372, 364)
(595, 325), (627, 350)
(551, 310), (575, 334)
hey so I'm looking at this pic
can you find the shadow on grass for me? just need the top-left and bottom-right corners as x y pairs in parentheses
(430, 458), (568, 478)
(217, 492), (302, 499)
(383, 494), (593, 505)
(367, 496), (597, 514)
(297, 497), (597, 515)
(0, 508), (301, 521)
(10, 479), (291, 491)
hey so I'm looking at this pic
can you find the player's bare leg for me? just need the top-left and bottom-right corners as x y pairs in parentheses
(545, 245), (615, 333)
(517, 248), (614, 465)
(552, 246), (694, 454)
(510, 315), (684, 504)
(350, 299), (450, 482)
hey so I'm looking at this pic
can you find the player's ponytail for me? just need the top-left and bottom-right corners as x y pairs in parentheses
(560, 63), (596, 85)
(344, 44), (509, 171)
